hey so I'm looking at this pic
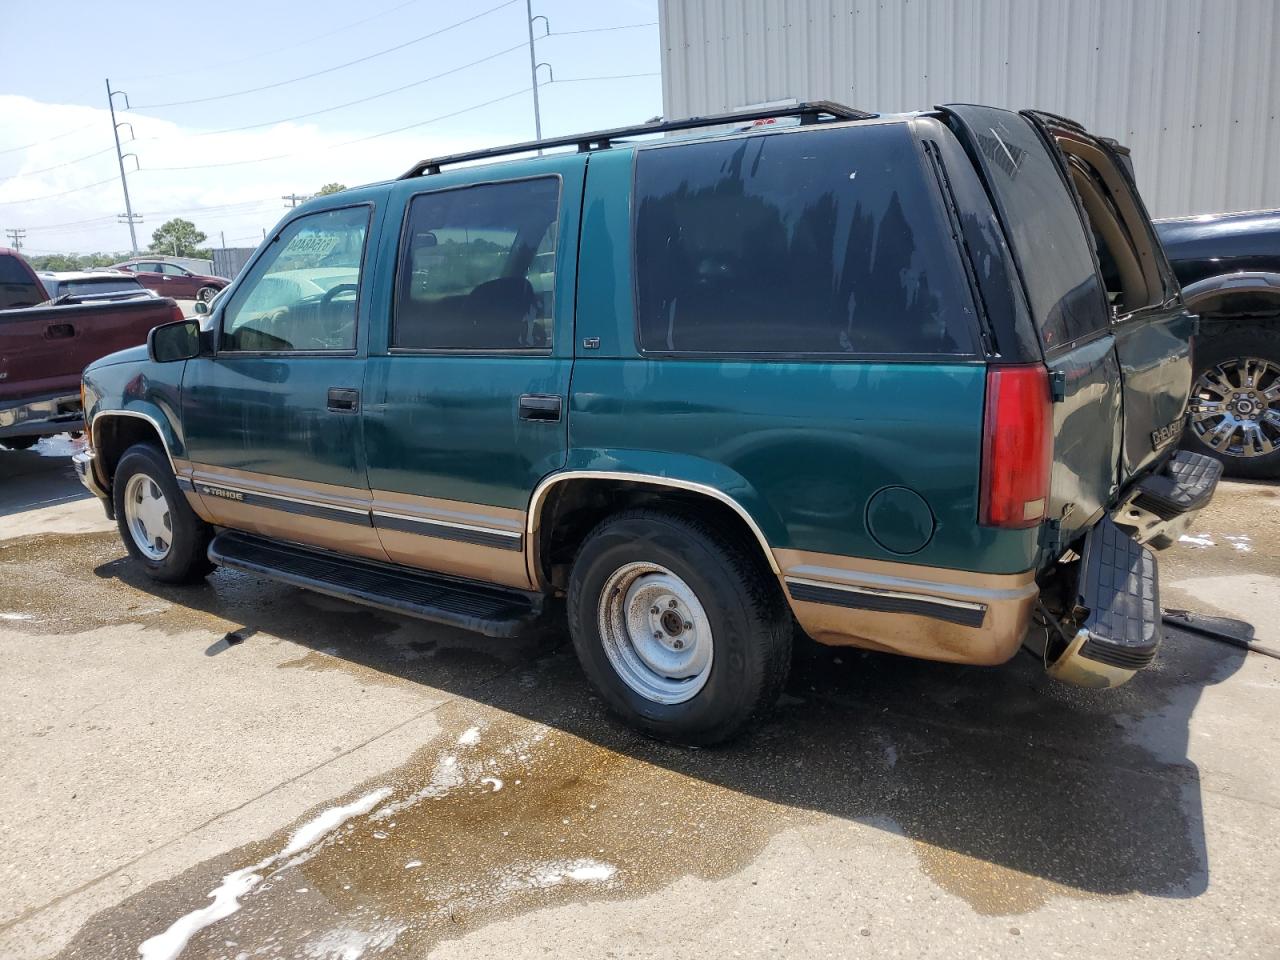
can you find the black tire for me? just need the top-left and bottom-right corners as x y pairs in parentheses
(567, 508), (791, 746)
(1183, 326), (1280, 479)
(2, 436), (39, 450)
(112, 443), (214, 583)
(196, 285), (219, 303)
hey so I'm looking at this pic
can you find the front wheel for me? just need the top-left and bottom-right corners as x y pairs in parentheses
(1184, 328), (1280, 479)
(567, 508), (791, 746)
(113, 443), (213, 583)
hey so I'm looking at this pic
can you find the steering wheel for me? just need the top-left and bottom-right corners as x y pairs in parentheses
(323, 283), (359, 305)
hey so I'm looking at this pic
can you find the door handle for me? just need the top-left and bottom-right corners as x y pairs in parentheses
(519, 394), (562, 422)
(326, 387), (360, 413)
(44, 322), (75, 339)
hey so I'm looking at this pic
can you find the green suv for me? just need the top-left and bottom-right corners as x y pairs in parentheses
(75, 103), (1220, 744)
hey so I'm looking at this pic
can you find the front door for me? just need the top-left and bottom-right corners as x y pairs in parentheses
(362, 159), (585, 588)
(181, 201), (387, 561)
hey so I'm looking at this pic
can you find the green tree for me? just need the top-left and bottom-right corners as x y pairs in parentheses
(150, 218), (208, 257)
(315, 183), (347, 196)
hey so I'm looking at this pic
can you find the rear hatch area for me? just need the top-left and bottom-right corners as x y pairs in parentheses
(943, 105), (1219, 686)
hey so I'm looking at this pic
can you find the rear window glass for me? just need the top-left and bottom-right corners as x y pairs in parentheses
(633, 123), (976, 356)
(57, 278), (145, 297)
(957, 109), (1108, 348)
(0, 254), (44, 309)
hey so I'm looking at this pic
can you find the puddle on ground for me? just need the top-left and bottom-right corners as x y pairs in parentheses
(52, 705), (794, 959)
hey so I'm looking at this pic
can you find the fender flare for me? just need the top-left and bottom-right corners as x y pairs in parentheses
(1181, 271), (1280, 319)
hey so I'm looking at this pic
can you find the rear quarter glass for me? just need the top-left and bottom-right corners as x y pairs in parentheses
(632, 122), (979, 357)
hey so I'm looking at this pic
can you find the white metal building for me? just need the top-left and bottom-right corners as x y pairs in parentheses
(657, 0), (1280, 218)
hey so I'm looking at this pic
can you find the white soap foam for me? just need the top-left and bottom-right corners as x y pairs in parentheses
(0, 613), (34, 621)
(481, 777), (503, 792)
(1179, 534), (1215, 548)
(527, 859), (618, 888)
(457, 726), (481, 747)
(138, 787), (391, 960)
(404, 859), (423, 870)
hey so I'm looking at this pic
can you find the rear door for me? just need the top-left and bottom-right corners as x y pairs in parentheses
(1023, 114), (1194, 481)
(361, 158), (584, 589)
(944, 105), (1122, 543)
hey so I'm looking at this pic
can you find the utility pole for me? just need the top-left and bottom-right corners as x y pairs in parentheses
(282, 193), (309, 208)
(4, 228), (25, 251)
(526, 1), (550, 151)
(220, 231), (226, 248)
(106, 79), (140, 255)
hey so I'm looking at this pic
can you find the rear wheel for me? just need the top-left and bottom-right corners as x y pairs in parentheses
(1185, 328), (1280, 479)
(567, 508), (791, 746)
(113, 443), (213, 583)
(196, 285), (219, 303)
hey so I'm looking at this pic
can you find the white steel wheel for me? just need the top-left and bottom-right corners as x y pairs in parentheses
(596, 561), (713, 704)
(123, 472), (173, 561)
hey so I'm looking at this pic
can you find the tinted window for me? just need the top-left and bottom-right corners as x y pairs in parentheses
(393, 178), (559, 351)
(222, 206), (368, 352)
(158, 263), (187, 276)
(956, 108), (1108, 349)
(634, 124), (975, 356)
(0, 255), (44, 309)
(58, 277), (147, 297)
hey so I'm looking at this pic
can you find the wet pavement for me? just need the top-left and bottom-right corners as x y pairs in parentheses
(1, 444), (1278, 958)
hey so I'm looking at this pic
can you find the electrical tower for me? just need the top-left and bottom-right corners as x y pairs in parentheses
(106, 79), (141, 255)
(4, 228), (25, 251)
(282, 194), (310, 208)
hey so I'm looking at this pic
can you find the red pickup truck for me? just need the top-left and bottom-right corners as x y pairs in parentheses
(1, 247), (183, 450)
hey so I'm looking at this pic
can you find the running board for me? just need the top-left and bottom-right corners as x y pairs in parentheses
(208, 531), (544, 638)
(1048, 516), (1161, 688)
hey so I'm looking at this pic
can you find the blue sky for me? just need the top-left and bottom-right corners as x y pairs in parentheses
(0, 0), (662, 254)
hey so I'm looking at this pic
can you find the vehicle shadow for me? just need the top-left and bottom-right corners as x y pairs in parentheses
(89, 555), (1246, 911)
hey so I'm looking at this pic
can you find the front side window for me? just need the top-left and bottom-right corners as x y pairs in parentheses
(634, 124), (976, 356)
(221, 206), (369, 352)
(393, 177), (559, 351)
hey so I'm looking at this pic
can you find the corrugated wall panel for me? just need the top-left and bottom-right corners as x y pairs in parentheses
(657, 0), (1280, 217)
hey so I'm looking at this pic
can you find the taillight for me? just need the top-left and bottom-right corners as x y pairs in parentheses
(979, 364), (1051, 529)
(170, 303), (185, 324)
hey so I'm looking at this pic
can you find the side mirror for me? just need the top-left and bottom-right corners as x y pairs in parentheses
(148, 318), (202, 363)
(193, 299), (210, 315)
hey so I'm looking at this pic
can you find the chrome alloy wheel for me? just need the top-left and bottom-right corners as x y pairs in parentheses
(597, 562), (713, 704)
(123, 473), (173, 561)
(1189, 356), (1280, 459)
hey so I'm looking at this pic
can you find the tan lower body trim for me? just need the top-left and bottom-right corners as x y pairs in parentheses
(371, 489), (530, 590)
(186, 462), (387, 563)
(774, 548), (1040, 666)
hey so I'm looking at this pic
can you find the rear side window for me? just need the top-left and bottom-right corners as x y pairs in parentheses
(634, 124), (976, 356)
(957, 109), (1108, 349)
(0, 254), (45, 309)
(393, 177), (559, 351)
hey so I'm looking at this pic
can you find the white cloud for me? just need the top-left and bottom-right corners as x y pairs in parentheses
(0, 95), (493, 254)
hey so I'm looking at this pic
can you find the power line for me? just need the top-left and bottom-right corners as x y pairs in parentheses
(148, 41), (526, 142)
(23, 199), (278, 234)
(133, 0), (520, 110)
(549, 21), (658, 36)
(143, 88), (530, 172)
(5, 228), (26, 251)
(549, 72), (661, 83)
(0, 175), (118, 205)
(119, 0), (430, 81)
(0, 146), (116, 183)
(0, 123), (100, 157)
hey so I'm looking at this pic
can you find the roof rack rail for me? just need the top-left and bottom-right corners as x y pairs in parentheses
(398, 100), (875, 179)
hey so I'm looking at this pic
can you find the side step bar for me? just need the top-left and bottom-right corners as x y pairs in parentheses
(1047, 516), (1161, 688)
(208, 531), (545, 638)
(1115, 450), (1223, 549)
